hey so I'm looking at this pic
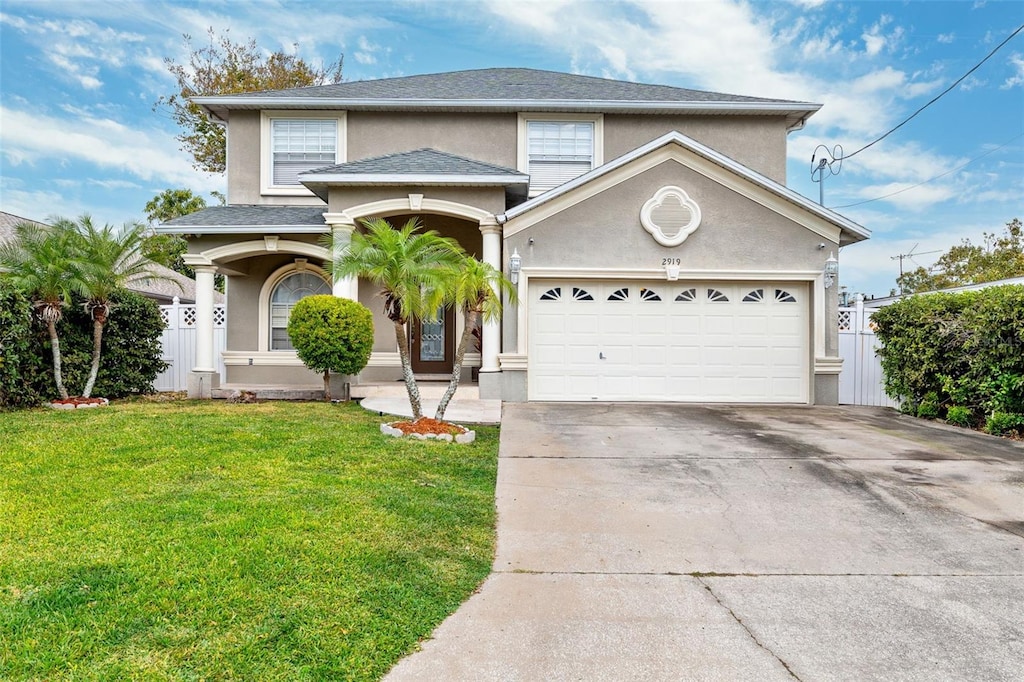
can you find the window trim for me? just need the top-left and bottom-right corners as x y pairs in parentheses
(257, 262), (332, 352)
(260, 110), (346, 196)
(517, 113), (603, 197)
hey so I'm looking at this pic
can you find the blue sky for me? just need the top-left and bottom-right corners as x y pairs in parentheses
(1, 0), (1022, 297)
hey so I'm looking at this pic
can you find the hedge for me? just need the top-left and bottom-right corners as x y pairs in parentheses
(0, 279), (48, 408)
(872, 285), (1024, 434)
(0, 287), (168, 408)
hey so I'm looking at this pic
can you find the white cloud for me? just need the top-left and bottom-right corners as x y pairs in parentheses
(937, 33), (955, 44)
(959, 75), (986, 91)
(852, 181), (958, 211)
(0, 185), (107, 226)
(0, 104), (213, 190)
(354, 36), (380, 65)
(861, 15), (899, 56)
(1001, 53), (1024, 89)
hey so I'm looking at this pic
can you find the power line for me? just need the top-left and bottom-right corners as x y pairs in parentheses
(830, 131), (1024, 209)
(842, 22), (1024, 161)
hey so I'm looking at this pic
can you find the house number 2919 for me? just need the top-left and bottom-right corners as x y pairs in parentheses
(661, 258), (681, 266)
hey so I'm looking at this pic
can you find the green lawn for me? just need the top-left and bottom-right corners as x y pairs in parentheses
(0, 400), (499, 680)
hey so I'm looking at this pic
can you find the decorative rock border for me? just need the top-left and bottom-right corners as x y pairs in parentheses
(380, 423), (476, 444)
(48, 398), (110, 410)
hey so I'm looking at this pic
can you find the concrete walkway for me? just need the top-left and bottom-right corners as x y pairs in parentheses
(386, 403), (1024, 681)
(355, 382), (501, 425)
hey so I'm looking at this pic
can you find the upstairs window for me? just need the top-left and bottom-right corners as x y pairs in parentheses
(519, 114), (603, 197)
(271, 119), (337, 185)
(261, 111), (345, 195)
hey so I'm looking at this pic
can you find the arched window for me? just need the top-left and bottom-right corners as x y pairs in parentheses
(269, 271), (331, 350)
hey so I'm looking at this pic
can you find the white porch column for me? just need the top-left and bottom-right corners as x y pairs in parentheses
(323, 213), (357, 299)
(479, 217), (502, 374)
(186, 264), (220, 398)
(194, 265), (217, 372)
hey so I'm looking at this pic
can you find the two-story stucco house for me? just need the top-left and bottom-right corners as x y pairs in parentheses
(159, 67), (869, 404)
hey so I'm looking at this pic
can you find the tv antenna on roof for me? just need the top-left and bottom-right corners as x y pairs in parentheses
(811, 144), (843, 206)
(892, 244), (942, 294)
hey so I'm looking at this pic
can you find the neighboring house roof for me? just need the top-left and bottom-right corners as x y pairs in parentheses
(865, 276), (1024, 307)
(499, 130), (871, 246)
(299, 148), (529, 201)
(159, 206), (331, 233)
(0, 210), (219, 304)
(192, 67), (821, 129)
(0, 210), (46, 242)
(126, 265), (222, 305)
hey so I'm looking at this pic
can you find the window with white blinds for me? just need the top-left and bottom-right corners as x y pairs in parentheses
(270, 119), (337, 186)
(527, 121), (594, 194)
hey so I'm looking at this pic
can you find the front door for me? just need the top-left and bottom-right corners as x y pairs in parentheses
(410, 306), (455, 375)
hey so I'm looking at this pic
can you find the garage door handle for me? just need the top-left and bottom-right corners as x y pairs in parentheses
(599, 352), (606, 360)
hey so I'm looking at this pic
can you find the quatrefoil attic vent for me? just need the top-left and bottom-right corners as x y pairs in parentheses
(640, 186), (701, 247)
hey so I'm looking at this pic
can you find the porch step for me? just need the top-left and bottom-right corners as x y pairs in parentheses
(212, 384), (324, 401)
(351, 382), (478, 401)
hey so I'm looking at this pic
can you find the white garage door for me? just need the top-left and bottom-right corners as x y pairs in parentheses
(528, 280), (809, 402)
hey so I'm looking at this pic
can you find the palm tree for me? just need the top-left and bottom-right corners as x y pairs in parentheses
(0, 220), (83, 400)
(330, 217), (463, 420)
(70, 216), (177, 398)
(435, 257), (517, 421)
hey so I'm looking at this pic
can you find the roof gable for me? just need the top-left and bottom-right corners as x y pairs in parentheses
(500, 131), (870, 246)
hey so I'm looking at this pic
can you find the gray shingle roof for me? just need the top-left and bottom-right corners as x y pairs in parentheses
(303, 148), (526, 177)
(193, 68), (821, 127)
(229, 68), (796, 103)
(162, 205), (328, 228)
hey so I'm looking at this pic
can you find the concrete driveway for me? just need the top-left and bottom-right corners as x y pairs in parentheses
(386, 404), (1024, 681)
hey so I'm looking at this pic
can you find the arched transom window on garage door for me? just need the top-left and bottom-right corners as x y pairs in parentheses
(270, 271), (331, 350)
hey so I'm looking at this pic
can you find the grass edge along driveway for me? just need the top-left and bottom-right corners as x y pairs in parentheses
(0, 400), (498, 681)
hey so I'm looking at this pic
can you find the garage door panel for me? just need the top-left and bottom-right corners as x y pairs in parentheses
(529, 279), (808, 402)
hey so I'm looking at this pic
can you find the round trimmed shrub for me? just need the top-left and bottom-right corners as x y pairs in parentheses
(287, 295), (374, 400)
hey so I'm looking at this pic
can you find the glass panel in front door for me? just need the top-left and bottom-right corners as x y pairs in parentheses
(420, 309), (445, 362)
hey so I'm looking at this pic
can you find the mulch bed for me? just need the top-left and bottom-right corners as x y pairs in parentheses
(389, 417), (467, 436)
(49, 397), (109, 410)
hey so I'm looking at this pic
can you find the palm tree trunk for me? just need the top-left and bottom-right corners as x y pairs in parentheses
(436, 308), (478, 421)
(323, 370), (331, 401)
(82, 319), (104, 398)
(47, 318), (69, 400)
(394, 320), (422, 419)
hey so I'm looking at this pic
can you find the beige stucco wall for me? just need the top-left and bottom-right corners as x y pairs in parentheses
(347, 112), (518, 167)
(225, 109), (793, 205)
(504, 159), (829, 271)
(604, 115), (788, 182)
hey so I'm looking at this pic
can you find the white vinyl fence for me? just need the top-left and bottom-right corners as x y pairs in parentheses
(154, 297), (226, 392)
(838, 297), (898, 408)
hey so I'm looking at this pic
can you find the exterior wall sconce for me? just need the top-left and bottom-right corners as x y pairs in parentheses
(509, 248), (522, 284)
(824, 252), (838, 289)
